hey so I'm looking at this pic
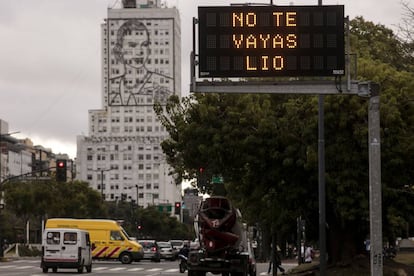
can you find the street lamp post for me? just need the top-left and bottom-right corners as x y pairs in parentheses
(135, 185), (139, 208)
(97, 168), (112, 202)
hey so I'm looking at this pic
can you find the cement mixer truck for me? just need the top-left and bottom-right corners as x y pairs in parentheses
(187, 196), (255, 276)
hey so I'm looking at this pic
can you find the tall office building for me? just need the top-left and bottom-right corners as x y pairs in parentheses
(76, 0), (182, 209)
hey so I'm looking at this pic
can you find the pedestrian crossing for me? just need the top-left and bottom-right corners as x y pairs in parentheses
(0, 260), (181, 273)
(1, 259), (298, 275)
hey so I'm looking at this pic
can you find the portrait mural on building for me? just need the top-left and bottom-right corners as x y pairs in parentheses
(108, 19), (173, 106)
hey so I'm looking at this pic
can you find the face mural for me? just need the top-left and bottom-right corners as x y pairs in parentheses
(109, 20), (173, 106)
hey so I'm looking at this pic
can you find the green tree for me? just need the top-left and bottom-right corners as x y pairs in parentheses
(2, 179), (107, 243)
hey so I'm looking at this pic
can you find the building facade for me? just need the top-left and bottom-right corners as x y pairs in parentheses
(0, 118), (66, 184)
(76, 0), (182, 208)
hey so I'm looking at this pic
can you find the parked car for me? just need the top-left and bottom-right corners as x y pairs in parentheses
(169, 239), (184, 257)
(169, 239), (184, 250)
(157, 241), (176, 260)
(138, 240), (161, 262)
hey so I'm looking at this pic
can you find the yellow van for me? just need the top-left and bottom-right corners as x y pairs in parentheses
(45, 218), (143, 264)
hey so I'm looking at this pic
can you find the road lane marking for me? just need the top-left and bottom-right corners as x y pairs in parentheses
(16, 265), (35, 269)
(147, 268), (163, 271)
(128, 267), (145, 271)
(0, 265), (18, 268)
(93, 266), (109, 270)
(109, 267), (127, 271)
(165, 268), (179, 272)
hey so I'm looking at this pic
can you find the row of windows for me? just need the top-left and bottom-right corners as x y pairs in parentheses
(87, 145), (160, 151)
(108, 56), (171, 68)
(89, 173), (160, 182)
(109, 117), (157, 123)
(107, 19), (172, 27)
(97, 184), (159, 191)
(109, 28), (170, 37)
(106, 193), (159, 201)
(88, 153), (161, 161)
(108, 67), (170, 77)
(96, 125), (165, 133)
(103, 38), (171, 50)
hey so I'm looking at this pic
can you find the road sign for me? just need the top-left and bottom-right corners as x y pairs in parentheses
(211, 176), (223, 184)
(158, 204), (172, 213)
(198, 5), (344, 77)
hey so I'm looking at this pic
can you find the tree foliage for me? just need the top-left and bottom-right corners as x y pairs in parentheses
(1, 180), (192, 243)
(155, 16), (414, 262)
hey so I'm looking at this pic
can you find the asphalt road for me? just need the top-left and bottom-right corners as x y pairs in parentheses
(0, 258), (298, 276)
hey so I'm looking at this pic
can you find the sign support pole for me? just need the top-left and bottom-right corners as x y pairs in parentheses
(317, 0), (327, 274)
(368, 84), (382, 276)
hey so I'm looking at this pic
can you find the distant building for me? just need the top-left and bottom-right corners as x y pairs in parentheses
(0, 119), (32, 182)
(0, 118), (71, 183)
(76, 0), (182, 208)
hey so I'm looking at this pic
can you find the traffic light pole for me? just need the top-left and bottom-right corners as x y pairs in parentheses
(0, 165), (57, 259)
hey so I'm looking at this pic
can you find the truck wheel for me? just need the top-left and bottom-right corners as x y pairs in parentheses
(86, 263), (92, 273)
(52, 267), (57, 273)
(120, 252), (133, 264)
(42, 267), (48, 273)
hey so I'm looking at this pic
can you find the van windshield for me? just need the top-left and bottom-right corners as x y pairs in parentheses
(121, 227), (131, 240)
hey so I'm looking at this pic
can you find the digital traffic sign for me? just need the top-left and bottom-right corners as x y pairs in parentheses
(198, 5), (344, 77)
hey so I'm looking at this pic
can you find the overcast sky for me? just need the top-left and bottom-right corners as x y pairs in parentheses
(0, 0), (409, 159)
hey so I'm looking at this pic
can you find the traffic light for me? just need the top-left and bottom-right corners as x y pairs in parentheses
(174, 202), (181, 215)
(197, 167), (209, 187)
(56, 159), (67, 182)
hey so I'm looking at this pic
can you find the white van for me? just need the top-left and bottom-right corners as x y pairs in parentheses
(41, 228), (92, 273)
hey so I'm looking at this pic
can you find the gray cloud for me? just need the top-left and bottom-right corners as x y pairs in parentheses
(0, 0), (407, 158)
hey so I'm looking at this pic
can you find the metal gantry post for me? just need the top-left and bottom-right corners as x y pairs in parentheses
(368, 84), (382, 276)
(318, 94), (327, 276)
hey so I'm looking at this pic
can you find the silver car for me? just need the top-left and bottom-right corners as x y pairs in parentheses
(157, 241), (176, 261)
(138, 240), (161, 262)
